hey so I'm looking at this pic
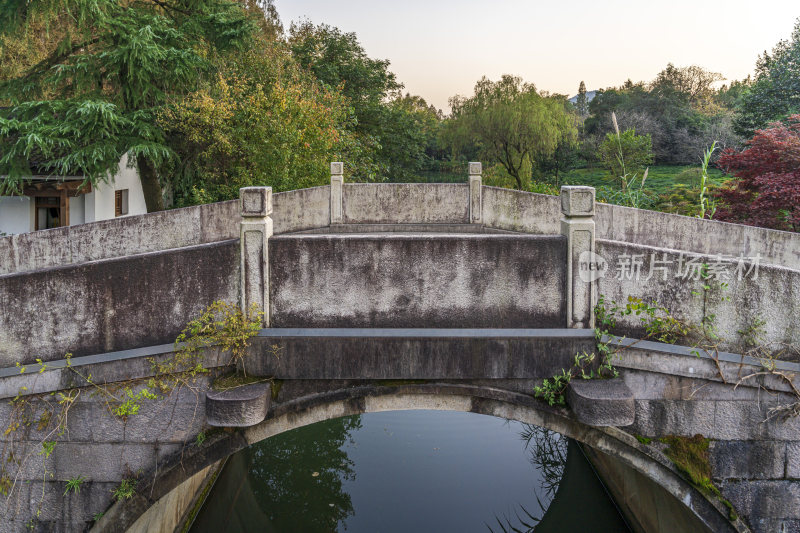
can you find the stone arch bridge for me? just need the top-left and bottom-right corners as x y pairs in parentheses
(0, 163), (799, 532)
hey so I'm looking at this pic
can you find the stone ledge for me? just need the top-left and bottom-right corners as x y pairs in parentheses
(206, 383), (271, 427)
(566, 379), (635, 427)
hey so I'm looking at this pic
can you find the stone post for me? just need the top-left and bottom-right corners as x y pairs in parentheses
(330, 162), (344, 225)
(561, 186), (596, 329)
(469, 162), (482, 224)
(240, 186), (273, 327)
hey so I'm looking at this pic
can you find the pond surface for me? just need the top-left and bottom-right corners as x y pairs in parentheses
(191, 410), (630, 533)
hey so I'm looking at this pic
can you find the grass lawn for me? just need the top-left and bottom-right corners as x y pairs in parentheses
(559, 165), (731, 196)
(416, 164), (731, 193)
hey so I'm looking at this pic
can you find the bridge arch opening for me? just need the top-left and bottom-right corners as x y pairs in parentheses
(109, 385), (738, 533)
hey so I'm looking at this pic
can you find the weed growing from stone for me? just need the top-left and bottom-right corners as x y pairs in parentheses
(0, 300), (266, 528)
(533, 350), (618, 406)
(112, 478), (137, 500)
(64, 476), (85, 495)
(169, 301), (263, 378)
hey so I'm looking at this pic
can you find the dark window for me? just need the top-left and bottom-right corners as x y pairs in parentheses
(35, 197), (61, 230)
(115, 189), (129, 216)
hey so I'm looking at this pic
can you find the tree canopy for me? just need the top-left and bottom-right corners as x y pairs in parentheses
(717, 115), (800, 231)
(160, 41), (357, 203)
(0, 0), (257, 210)
(446, 75), (577, 190)
(734, 18), (800, 137)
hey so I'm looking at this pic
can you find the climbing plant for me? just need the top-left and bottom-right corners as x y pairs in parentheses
(0, 300), (265, 528)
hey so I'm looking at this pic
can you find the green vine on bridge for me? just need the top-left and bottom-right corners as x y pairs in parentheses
(534, 264), (800, 418)
(0, 300), (265, 529)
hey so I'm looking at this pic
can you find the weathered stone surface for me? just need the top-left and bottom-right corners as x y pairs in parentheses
(206, 383), (271, 427)
(481, 186), (560, 234)
(269, 233), (567, 328)
(629, 399), (716, 437)
(618, 354), (799, 399)
(713, 399), (800, 441)
(595, 201), (800, 271)
(710, 440), (787, 480)
(272, 185), (331, 235)
(240, 186), (272, 217)
(597, 239), (800, 357)
(342, 183), (469, 224)
(53, 442), (180, 482)
(293, 223), (513, 234)
(566, 378), (634, 426)
(47, 392), (207, 443)
(561, 188), (595, 328)
(0, 240), (239, 366)
(749, 518), (800, 533)
(560, 186), (595, 217)
(250, 331), (594, 380)
(720, 480), (800, 521)
(0, 200), (240, 276)
(789, 442), (800, 479)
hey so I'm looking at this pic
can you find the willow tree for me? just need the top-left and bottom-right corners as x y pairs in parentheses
(0, 0), (256, 210)
(446, 75), (577, 190)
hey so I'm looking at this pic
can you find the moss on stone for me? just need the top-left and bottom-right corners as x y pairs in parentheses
(721, 498), (738, 521)
(270, 379), (283, 400)
(660, 434), (738, 522)
(178, 462), (225, 533)
(635, 434), (652, 445)
(660, 434), (716, 494)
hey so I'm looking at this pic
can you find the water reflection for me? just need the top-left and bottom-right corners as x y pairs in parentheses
(194, 416), (361, 532)
(191, 410), (629, 533)
(487, 425), (567, 532)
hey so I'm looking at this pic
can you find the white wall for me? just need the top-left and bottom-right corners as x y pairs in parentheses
(1, 154), (147, 234)
(69, 195), (85, 225)
(85, 154), (147, 222)
(0, 196), (32, 235)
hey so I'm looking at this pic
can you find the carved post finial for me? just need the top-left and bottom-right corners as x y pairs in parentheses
(240, 187), (273, 327)
(331, 162), (344, 225)
(468, 162), (482, 224)
(560, 186), (596, 328)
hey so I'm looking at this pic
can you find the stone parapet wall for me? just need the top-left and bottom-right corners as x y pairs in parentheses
(597, 239), (800, 356)
(342, 183), (469, 225)
(596, 202), (800, 271)
(481, 186), (561, 234)
(273, 186), (330, 234)
(0, 240), (240, 366)
(269, 233), (567, 328)
(0, 200), (239, 276)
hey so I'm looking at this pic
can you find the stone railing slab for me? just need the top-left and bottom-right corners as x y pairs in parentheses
(0, 200), (239, 276)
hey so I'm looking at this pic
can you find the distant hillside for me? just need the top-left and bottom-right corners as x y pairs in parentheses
(568, 90), (597, 104)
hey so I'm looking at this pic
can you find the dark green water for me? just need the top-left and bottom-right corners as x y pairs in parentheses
(191, 410), (630, 533)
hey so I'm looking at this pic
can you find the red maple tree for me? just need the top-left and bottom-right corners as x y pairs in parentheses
(716, 115), (800, 231)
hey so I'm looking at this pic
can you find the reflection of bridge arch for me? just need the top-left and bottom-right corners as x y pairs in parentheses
(107, 384), (737, 533)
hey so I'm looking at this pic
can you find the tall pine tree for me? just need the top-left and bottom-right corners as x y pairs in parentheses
(576, 81), (588, 117)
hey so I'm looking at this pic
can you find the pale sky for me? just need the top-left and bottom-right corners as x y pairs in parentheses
(274, 0), (799, 112)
